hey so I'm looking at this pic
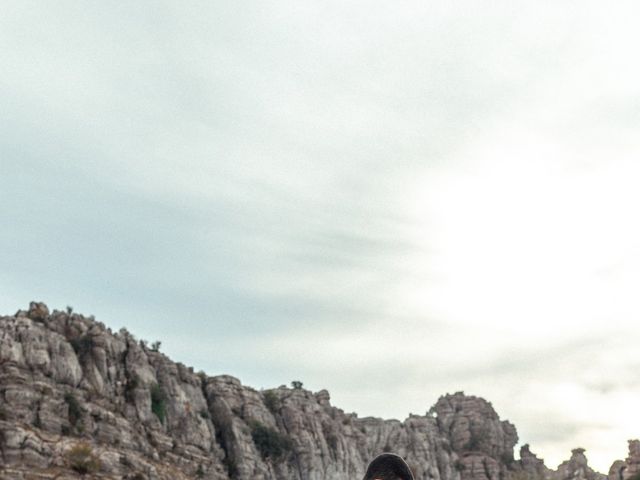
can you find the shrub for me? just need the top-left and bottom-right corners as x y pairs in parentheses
(150, 383), (167, 423)
(454, 460), (466, 471)
(263, 390), (280, 413)
(65, 392), (82, 427)
(467, 436), (481, 450)
(500, 452), (515, 464)
(223, 456), (237, 477)
(199, 409), (210, 420)
(196, 464), (205, 478)
(151, 341), (162, 352)
(291, 380), (303, 390)
(467, 427), (487, 451)
(249, 420), (292, 461)
(70, 335), (94, 359)
(125, 374), (139, 403)
(65, 442), (101, 475)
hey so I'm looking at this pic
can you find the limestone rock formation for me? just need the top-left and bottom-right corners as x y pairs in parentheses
(609, 440), (640, 480)
(0, 302), (629, 480)
(554, 448), (606, 480)
(513, 444), (552, 480)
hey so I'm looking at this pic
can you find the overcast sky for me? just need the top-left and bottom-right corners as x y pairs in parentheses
(2, 0), (640, 471)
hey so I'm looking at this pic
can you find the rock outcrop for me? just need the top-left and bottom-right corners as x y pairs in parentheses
(0, 303), (628, 480)
(554, 448), (606, 480)
(513, 444), (552, 480)
(609, 440), (640, 480)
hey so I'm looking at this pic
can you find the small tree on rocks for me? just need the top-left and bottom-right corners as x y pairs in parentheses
(65, 442), (101, 475)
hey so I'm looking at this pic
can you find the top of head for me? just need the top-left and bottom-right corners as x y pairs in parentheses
(363, 453), (415, 480)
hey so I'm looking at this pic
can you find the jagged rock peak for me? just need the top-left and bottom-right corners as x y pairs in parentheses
(609, 439), (640, 480)
(553, 448), (606, 480)
(516, 444), (552, 480)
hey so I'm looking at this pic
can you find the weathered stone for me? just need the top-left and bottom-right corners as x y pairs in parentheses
(27, 301), (49, 321)
(554, 448), (606, 480)
(609, 440), (640, 480)
(0, 302), (631, 480)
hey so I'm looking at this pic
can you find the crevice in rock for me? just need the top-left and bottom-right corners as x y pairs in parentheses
(203, 384), (237, 479)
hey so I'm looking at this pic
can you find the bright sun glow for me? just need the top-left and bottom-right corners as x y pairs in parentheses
(409, 128), (640, 336)
(402, 126), (640, 469)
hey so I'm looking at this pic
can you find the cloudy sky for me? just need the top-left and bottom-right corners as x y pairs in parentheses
(2, 0), (640, 471)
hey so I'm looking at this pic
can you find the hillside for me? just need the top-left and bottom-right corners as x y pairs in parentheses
(0, 302), (637, 480)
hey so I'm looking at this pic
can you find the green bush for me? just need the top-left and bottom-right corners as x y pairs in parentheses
(65, 392), (82, 427)
(249, 420), (292, 461)
(65, 442), (101, 475)
(291, 380), (303, 390)
(467, 427), (487, 451)
(150, 383), (167, 423)
(125, 374), (139, 403)
(467, 436), (481, 450)
(263, 390), (280, 413)
(326, 433), (339, 450)
(500, 452), (515, 464)
(70, 335), (94, 359)
(223, 456), (237, 477)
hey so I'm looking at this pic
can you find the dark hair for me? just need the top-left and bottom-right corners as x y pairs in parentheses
(363, 453), (414, 480)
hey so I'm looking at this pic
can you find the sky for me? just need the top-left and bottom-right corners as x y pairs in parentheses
(1, 0), (639, 472)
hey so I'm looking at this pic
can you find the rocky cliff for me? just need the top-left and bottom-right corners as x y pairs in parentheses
(0, 303), (631, 480)
(609, 440), (640, 480)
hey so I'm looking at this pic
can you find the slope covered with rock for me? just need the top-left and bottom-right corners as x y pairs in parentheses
(0, 303), (630, 480)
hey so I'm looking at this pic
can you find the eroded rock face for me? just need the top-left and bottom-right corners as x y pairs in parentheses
(0, 303), (626, 480)
(0, 307), (227, 479)
(513, 444), (553, 480)
(626, 440), (640, 479)
(430, 392), (518, 480)
(609, 440), (640, 480)
(554, 448), (606, 480)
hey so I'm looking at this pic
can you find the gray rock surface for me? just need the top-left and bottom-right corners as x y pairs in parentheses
(554, 448), (606, 480)
(608, 440), (640, 480)
(0, 303), (627, 480)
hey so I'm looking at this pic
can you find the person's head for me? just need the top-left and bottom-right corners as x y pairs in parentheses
(363, 453), (414, 480)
